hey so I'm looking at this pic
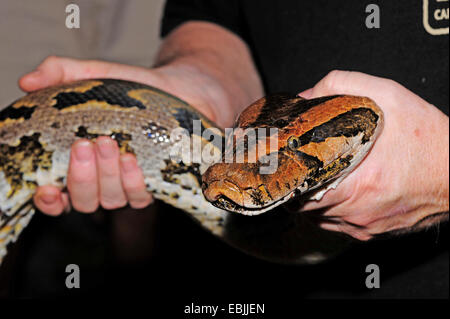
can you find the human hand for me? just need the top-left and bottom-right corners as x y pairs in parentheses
(21, 20), (263, 217)
(21, 55), (227, 215)
(298, 71), (449, 240)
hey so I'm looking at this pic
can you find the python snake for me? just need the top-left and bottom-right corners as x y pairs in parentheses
(0, 79), (383, 265)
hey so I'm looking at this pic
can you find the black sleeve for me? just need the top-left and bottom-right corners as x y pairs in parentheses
(160, 0), (246, 40)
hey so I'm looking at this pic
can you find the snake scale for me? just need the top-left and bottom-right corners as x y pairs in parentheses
(0, 79), (383, 265)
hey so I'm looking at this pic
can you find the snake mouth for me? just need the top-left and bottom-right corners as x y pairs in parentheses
(212, 195), (275, 215)
(204, 178), (298, 215)
(211, 191), (296, 216)
(211, 195), (247, 212)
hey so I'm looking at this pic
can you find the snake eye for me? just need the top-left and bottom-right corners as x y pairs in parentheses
(287, 136), (300, 150)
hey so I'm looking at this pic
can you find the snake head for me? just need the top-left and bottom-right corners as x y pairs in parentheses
(201, 94), (383, 215)
(201, 94), (327, 214)
(201, 152), (313, 215)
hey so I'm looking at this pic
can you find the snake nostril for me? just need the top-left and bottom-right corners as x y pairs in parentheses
(202, 179), (245, 207)
(202, 181), (221, 202)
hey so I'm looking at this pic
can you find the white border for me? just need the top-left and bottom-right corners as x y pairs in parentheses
(423, 0), (449, 35)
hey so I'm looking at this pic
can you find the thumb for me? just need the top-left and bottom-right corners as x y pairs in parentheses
(18, 56), (149, 92)
(309, 70), (393, 99)
(295, 70), (389, 212)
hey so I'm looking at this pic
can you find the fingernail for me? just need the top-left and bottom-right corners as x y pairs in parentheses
(74, 140), (94, 162)
(97, 138), (116, 159)
(298, 88), (313, 99)
(27, 69), (41, 77)
(40, 194), (57, 205)
(120, 156), (136, 173)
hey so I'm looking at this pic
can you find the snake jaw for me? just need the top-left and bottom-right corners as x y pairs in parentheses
(209, 188), (297, 215)
(202, 178), (275, 214)
(203, 175), (296, 215)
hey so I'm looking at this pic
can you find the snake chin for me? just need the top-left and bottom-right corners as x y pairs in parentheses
(203, 177), (300, 215)
(211, 191), (297, 216)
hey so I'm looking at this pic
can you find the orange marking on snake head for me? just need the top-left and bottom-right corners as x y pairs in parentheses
(202, 151), (311, 212)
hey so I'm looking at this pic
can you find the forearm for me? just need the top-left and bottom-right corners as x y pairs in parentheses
(420, 110), (449, 227)
(435, 112), (449, 213)
(154, 21), (264, 127)
(393, 105), (449, 233)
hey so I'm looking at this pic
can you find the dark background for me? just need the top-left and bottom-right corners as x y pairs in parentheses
(0, 0), (448, 302)
(1, 201), (448, 300)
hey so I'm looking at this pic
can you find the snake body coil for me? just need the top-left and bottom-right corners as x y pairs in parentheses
(0, 79), (383, 265)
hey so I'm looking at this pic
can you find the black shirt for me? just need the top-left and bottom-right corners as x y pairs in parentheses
(161, 0), (449, 114)
(160, 0), (449, 299)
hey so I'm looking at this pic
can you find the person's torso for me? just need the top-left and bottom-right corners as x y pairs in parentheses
(238, 0), (448, 113)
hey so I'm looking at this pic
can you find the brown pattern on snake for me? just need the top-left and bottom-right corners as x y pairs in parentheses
(203, 94), (383, 213)
(0, 79), (383, 265)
